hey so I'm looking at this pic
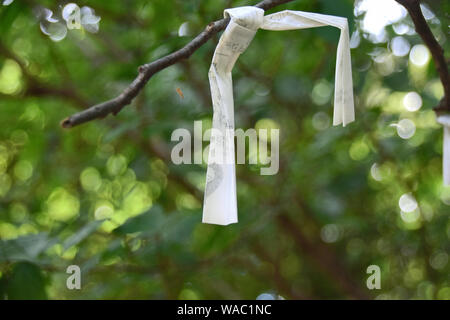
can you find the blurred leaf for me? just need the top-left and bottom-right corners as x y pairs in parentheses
(113, 205), (165, 235)
(0, 1), (23, 34)
(0, 234), (56, 263)
(113, 205), (198, 244)
(102, 121), (139, 143)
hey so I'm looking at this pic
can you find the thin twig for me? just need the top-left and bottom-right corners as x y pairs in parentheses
(396, 0), (449, 112)
(60, 0), (296, 128)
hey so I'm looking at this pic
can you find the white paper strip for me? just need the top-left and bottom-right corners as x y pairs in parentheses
(261, 10), (354, 126)
(202, 7), (263, 225)
(203, 7), (355, 225)
(437, 115), (450, 185)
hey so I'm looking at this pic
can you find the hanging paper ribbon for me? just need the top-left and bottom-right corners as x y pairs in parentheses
(203, 7), (355, 225)
(437, 115), (450, 185)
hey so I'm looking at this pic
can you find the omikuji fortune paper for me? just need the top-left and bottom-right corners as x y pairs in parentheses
(203, 7), (355, 225)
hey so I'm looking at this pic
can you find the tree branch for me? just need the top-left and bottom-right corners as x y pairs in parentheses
(60, 0), (296, 128)
(396, 0), (449, 112)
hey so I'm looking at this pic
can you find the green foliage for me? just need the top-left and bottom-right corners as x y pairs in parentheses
(0, 233), (55, 263)
(1, 262), (48, 300)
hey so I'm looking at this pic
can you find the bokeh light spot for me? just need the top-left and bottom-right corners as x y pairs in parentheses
(311, 79), (332, 105)
(13, 160), (33, 181)
(94, 204), (114, 220)
(107, 155), (128, 176)
(312, 112), (331, 131)
(0, 59), (23, 95)
(46, 187), (80, 221)
(403, 92), (422, 112)
(349, 140), (370, 161)
(80, 167), (102, 192)
(178, 22), (191, 37)
(370, 162), (382, 181)
(409, 44), (430, 67)
(391, 36), (410, 57)
(429, 251), (448, 270)
(400, 208), (420, 223)
(392, 119), (416, 139)
(399, 193), (418, 212)
(320, 224), (340, 243)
